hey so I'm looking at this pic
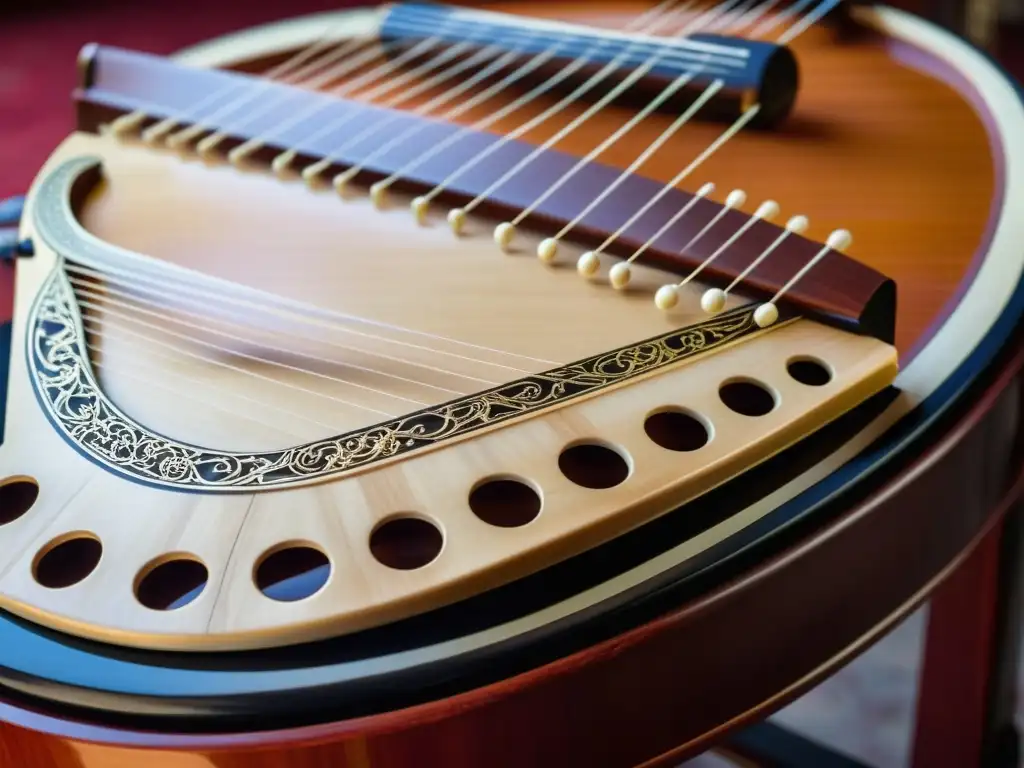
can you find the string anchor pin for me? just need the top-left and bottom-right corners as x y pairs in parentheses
(448, 208), (467, 236)
(109, 111), (147, 139)
(537, 238), (558, 264)
(754, 303), (779, 327)
(619, 183), (718, 294)
(699, 199), (781, 315)
(577, 251), (601, 278)
(332, 169), (358, 196)
(752, 225), (851, 329)
(369, 181), (389, 209)
(654, 284), (679, 310)
(411, 197), (430, 225)
(609, 262), (631, 290)
(494, 222), (516, 251)
(271, 150), (298, 178)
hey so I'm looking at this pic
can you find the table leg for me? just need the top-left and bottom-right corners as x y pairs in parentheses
(911, 501), (1024, 768)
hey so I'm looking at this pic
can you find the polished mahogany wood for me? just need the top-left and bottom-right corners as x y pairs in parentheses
(911, 517), (1007, 768)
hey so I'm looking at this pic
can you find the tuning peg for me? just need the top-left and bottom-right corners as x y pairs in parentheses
(0, 196), (24, 227)
(0, 230), (33, 262)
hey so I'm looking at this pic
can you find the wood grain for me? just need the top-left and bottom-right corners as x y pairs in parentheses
(0, 131), (897, 647)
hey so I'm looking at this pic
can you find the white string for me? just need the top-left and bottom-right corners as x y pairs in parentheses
(412, 0), (699, 219)
(566, 0), (834, 297)
(700, 0), (768, 32)
(725, 220), (804, 296)
(108, 19), (366, 139)
(165, 35), (388, 150)
(749, 0), (819, 37)
(600, 181), (715, 270)
(195, 35), (445, 158)
(69, 275), (478, 393)
(319, 39), (569, 192)
(777, 0), (843, 42)
(572, 103), (761, 266)
(140, 34), (377, 145)
(84, 331), (335, 436)
(228, 16), (503, 165)
(305, 0), (688, 192)
(533, 82), (721, 266)
(369, 0), (681, 207)
(445, 0), (745, 228)
(726, 0), (784, 33)
(77, 296), (404, 417)
(289, 39), (524, 181)
(683, 197), (779, 290)
(499, 0), (797, 255)
(63, 261), (544, 374)
(766, 229), (851, 303)
(508, 74), (721, 230)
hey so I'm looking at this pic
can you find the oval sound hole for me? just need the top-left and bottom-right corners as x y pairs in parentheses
(719, 380), (777, 417)
(370, 517), (443, 570)
(788, 357), (833, 387)
(136, 556), (209, 611)
(34, 534), (102, 589)
(255, 544), (330, 602)
(644, 410), (710, 452)
(0, 477), (39, 526)
(469, 478), (542, 528)
(558, 443), (631, 489)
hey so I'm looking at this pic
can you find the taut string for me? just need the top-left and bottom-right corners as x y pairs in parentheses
(68, 273), (494, 389)
(226, 16), (503, 165)
(191, 34), (447, 158)
(160, 35), (385, 150)
(85, 333), (336, 437)
(442, 0), (753, 235)
(368, 0), (687, 212)
(300, 35), (556, 190)
(531, 0), (783, 266)
(63, 261), (551, 373)
(411, 0), (702, 230)
(141, 34), (377, 145)
(77, 296), (420, 417)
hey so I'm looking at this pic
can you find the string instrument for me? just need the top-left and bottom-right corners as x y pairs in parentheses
(0, 0), (1021, 765)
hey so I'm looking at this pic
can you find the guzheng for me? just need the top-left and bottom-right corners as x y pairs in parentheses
(0, 0), (1012, 671)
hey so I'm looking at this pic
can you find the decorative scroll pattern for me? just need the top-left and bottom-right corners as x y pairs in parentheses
(28, 267), (764, 491)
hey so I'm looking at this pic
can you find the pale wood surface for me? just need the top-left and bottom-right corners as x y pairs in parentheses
(0, 129), (896, 650)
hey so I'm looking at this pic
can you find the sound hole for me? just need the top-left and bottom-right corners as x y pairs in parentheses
(644, 409), (711, 452)
(0, 477), (38, 526)
(370, 516), (443, 570)
(787, 357), (833, 387)
(719, 380), (777, 417)
(558, 442), (631, 489)
(469, 477), (542, 528)
(33, 533), (102, 589)
(135, 555), (208, 611)
(254, 544), (331, 602)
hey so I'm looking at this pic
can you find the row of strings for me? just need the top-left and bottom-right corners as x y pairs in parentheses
(85, 0), (843, 444)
